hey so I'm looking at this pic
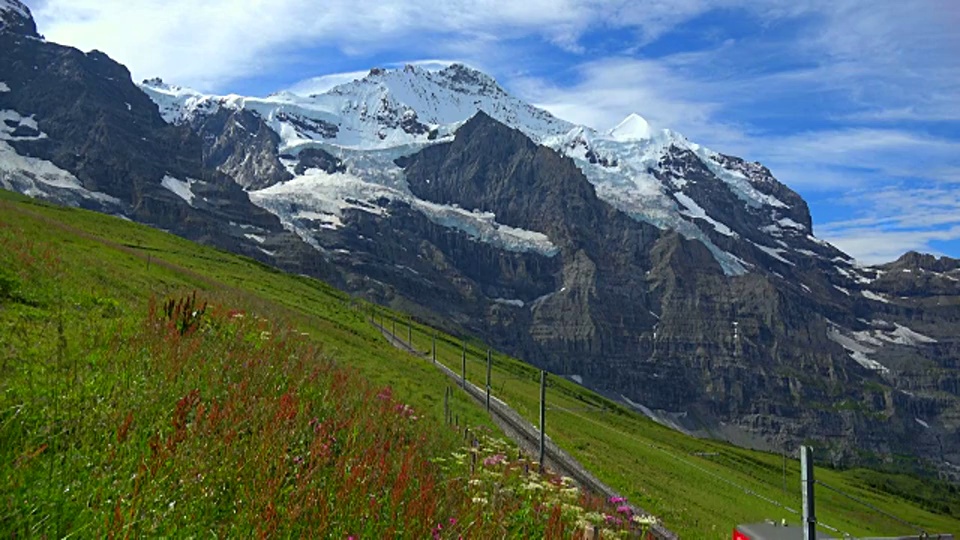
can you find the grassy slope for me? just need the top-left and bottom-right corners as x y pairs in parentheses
(0, 189), (957, 538)
(378, 276), (960, 537)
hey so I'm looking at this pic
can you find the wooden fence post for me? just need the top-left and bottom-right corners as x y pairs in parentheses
(485, 349), (492, 412)
(539, 370), (546, 472)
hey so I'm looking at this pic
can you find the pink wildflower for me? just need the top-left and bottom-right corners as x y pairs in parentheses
(483, 454), (506, 467)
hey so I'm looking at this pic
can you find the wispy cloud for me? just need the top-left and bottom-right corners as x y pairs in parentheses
(817, 185), (960, 264)
(284, 59), (464, 96)
(510, 56), (730, 135)
(31, 0), (726, 92)
(29, 0), (960, 263)
(823, 226), (960, 266)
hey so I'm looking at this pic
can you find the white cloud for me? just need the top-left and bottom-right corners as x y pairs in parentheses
(754, 129), (960, 188)
(818, 186), (960, 264)
(284, 70), (371, 96)
(29, 0), (960, 262)
(511, 57), (748, 150)
(822, 226), (960, 266)
(31, 0), (729, 92)
(284, 59), (467, 96)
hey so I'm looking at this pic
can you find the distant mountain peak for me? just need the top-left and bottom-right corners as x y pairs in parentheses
(0, 0), (38, 37)
(884, 250), (960, 273)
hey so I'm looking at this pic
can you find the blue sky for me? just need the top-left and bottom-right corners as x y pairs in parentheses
(30, 0), (960, 264)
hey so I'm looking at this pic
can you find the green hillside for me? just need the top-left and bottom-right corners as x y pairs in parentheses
(1, 189), (957, 538)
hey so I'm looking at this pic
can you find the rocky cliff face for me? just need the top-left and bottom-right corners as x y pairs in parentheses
(3, 4), (959, 476)
(0, 4), (331, 276)
(396, 114), (960, 471)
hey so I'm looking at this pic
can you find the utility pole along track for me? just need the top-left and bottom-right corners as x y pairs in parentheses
(372, 319), (678, 540)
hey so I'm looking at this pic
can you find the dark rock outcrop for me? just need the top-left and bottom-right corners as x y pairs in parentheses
(190, 108), (292, 190)
(0, 14), (334, 279)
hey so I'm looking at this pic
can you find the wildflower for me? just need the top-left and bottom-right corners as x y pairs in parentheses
(376, 388), (392, 401)
(609, 496), (627, 504)
(471, 496), (488, 505)
(561, 503), (583, 516)
(522, 481), (544, 491)
(560, 486), (579, 501)
(259, 330), (271, 341)
(604, 514), (623, 526)
(616, 504), (632, 515)
(632, 514), (659, 525)
(468, 479), (482, 486)
(483, 453), (506, 467)
(583, 511), (604, 525)
(448, 517), (457, 526)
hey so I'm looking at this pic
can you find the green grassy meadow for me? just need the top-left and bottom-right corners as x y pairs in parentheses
(0, 189), (957, 538)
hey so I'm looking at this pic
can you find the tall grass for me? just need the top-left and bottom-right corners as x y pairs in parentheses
(0, 216), (652, 538)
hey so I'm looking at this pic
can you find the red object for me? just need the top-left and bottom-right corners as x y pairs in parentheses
(732, 528), (751, 540)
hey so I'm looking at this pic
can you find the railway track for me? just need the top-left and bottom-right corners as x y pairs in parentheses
(373, 319), (678, 540)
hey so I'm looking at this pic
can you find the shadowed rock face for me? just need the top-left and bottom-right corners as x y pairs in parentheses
(190, 108), (292, 191)
(3, 8), (960, 475)
(0, 0), (36, 37)
(392, 113), (960, 473)
(0, 22), (334, 280)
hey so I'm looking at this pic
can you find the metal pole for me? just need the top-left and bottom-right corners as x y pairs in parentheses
(444, 386), (450, 424)
(432, 332), (437, 363)
(539, 370), (546, 472)
(485, 349), (492, 411)
(783, 448), (787, 495)
(801, 446), (816, 540)
(461, 340), (467, 389)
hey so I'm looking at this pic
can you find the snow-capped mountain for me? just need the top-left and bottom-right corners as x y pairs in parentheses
(3, 1), (960, 474)
(139, 63), (824, 277)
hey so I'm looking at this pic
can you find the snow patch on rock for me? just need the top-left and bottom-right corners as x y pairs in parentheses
(160, 175), (200, 206)
(751, 241), (795, 266)
(674, 192), (736, 237)
(861, 290), (891, 303)
(0, 140), (120, 205)
(890, 323), (937, 345)
(827, 328), (889, 373)
(0, 109), (46, 141)
(250, 164), (559, 257)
